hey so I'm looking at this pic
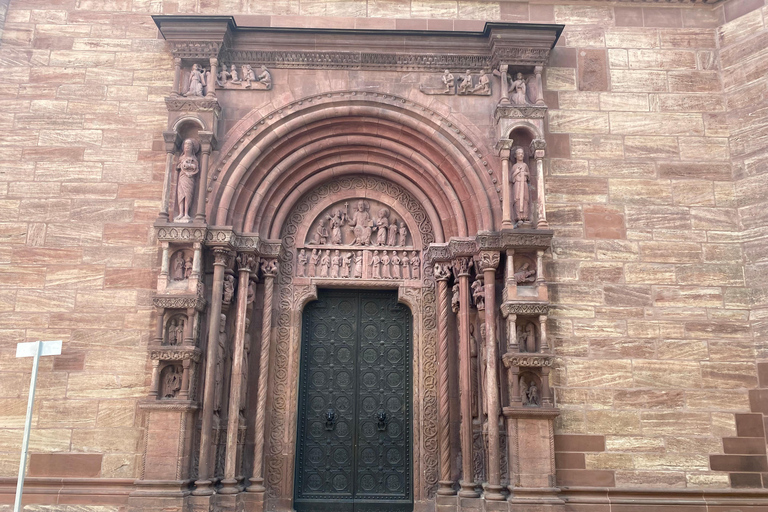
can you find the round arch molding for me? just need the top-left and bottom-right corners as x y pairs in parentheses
(206, 91), (503, 239)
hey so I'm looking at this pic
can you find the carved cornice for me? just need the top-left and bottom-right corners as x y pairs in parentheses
(156, 224), (207, 242)
(500, 301), (549, 316)
(153, 295), (207, 311)
(149, 347), (202, 362)
(502, 352), (553, 368)
(477, 230), (554, 251)
(495, 104), (547, 121)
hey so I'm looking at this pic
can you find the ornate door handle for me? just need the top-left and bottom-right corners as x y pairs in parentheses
(325, 409), (336, 431)
(377, 410), (387, 431)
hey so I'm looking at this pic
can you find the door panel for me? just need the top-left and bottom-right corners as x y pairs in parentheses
(295, 290), (412, 512)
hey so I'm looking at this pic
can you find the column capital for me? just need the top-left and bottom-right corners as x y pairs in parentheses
(212, 248), (232, 266)
(451, 256), (473, 277)
(496, 138), (514, 158)
(477, 250), (500, 271)
(434, 262), (452, 281)
(163, 131), (180, 153)
(260, 258), (279, 278)
(198, 131), (217, 154)
(236, 252), (259, 273)
(530, 138), (546, 159)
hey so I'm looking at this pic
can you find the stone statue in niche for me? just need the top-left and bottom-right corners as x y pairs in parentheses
(184, 255), (193, 279)
(370, 250), (382, 279)
(331, 250), (341, 278)
(387, 219), (398, 246)
(320, 250), (331, 277)
(472, 279), (484, 310)
(391, 252), (401, 279)
(518, 322), (537, 353)
(214, 314), (227, 413)
(478, 323), (487, 417)
(381, 251), (391, 279)
(342, 252), (352, 277)
(410, 251), (420, 280)
(374, 208), (390, 246)
(511, 147), (531, 225)
(185, 64), (207, 97)
(161, 365), (183, 399)
(509, 72), (529, 105)
(223, 274), (235, 304)
(174, 138), (200, 223)
(354, 251), (363, 278)
(172, 251), (186, 281)
(346, 201), (373, 246)
(522, 378), (540, 407)
(327, 209), (346, 245)
(514, 262), (536, 284)
(310, 220), (329, 245)
(451, 283), (460, 314)
(166, 317), (184, 346)
(398, 222), (407, 246)
(309, 249), (319, 277)
(458, 70), (473, 95)
(401, 252), (410, 279)
(297, 249), (308, 277)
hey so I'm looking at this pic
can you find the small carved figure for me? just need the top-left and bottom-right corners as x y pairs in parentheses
(327, 209), (345, 245)
(391, 251), (401, 279)
(174, 138), (200, 222)
(346, 201), (373, 246)
(319, 250), (331, 277)
(442, 69), (455, 93)
(256, 65), (272, 88)
(162, 365), (183, 399)
(458, 69), (473, 94)
(222, 274), (235, 304)
(410, 251), (420, 280)
(309, 249), (319, 277)
(375, 208), (390, 246)
(242, 64), (256, 88)
(342, 252), (352, 277)
(398, 221), (407, 246)
(451, 283), (460, 313)
(511, 147), (531, 223)
(311, 219), (329, 245)
(471, 279), (484, 310)
(216, 66), (230, 87)
(509, 72), (529, 105)
(330, 250), (341, 278)
(401, 251), (410, 279)
(172, 252), (185, 280)
(174, 319), (184, 345)
(262, 258), (278, 275)
(514, 262), (536, 284)
(214, 314), (227, 413)
(166, 319), (178, 345)
(297, 249), (308, 277)
(525, 322), (536, 353)
(473, 70), (490, 94)
(247, 280), (256, 305)
(354, 251), (363, 278)
(370, 250), (381, 279)
(381, 251), (391, 279)
(229, 64), (241, 83)
(184, 256), (193, 279)
(387, 218), (398, 246)
(185, 64), (206, 97)
(524, 380), (540, 407)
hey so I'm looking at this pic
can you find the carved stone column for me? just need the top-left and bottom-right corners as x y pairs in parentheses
(498, 64), (510, 105)
(159, 131), (179, 222)
(247, 258), (278, 493)
(153, 308), (165, 345)
(534, 66), (545, 105)
(179, 359), (191, 400)
(453, 256), (479, 498)
(207, 57), (218, 98)
(172, 57), (181, 97)
(194, 132), (216, 223)
(160, 243), (170, 280)
(434, 263), (455, 495)
(220, 252), (257, 494)
(530, 139), (548, 229)
(194, 248), (230, 495)
(149, 360), (161, 397)
(478, 251), (504, 500)
(498, 139), (514, 230)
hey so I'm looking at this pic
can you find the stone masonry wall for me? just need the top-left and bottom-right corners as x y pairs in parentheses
(0, 0), (764, 491)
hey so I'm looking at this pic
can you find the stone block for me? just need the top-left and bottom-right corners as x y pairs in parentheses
(633, 361), (702, 389)
(718, 9), (763, 47)
(573, 319), (626, 337)
(549, 110), (609, 134)
(599, 93), (649, 112)
(610, 179), (673, 205)
(570, 135), (624, 159)
(610, 70), (666, 92)
(605, 436), (665, 453)
(566, 27), (606, 48)
(628, 49), (696, 70)
(578, 262), (624, 283)
(653, 287), (723, 307)
(672, 180), (716, 206)
(655, 340), (709, 360)
(685, 321), (750, 339)
(586, 410), (641, 435)
(635, 454), (710, 471)
(604, 285), (653, 307)
(608, 49), (628, 69)
(585, 453), (634, 470)
(605, 29), (660, 49)
(666, 435), (723, 454)
(676, 264), (744, 286)
(639, 241), (701, 263)
(97, 400), (137, 428)
(550, 159), (589, 176)
(550, 284), (604, 306)
(668, 71), (721, 93)
(544, 67), (577, 91)
(596, 240), (639, 261)
(566, 359), (633, 388)
(660, 29), (716, 49)
(624, 136), (679, 158)
(615, 470), (687, 488)
(610, 112), (705, 136)
(15, 289), (75, 312)
(701, 362), (758, 389)
(589, 337), (655, 359)
(578, 49), (609, 92)
(625, 205), (691, 230)
(658, 93), (725, 112)
(66, 373), (147, 399)
(28, 453), (102, 478)
(641, 411), (712, 436)
(584, 205), (625, 239)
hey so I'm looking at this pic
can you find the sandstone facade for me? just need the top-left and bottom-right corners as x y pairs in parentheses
(0, 0), (766, 511)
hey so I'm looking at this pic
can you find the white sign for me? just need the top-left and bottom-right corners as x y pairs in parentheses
(16, 340), (62, 358)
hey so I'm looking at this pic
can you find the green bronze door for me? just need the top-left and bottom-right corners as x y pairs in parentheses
(295, 290), (413, 512)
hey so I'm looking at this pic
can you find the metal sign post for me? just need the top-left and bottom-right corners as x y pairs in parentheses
(14, 340), (62, 512)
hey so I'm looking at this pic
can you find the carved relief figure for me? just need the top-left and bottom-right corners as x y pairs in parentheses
(375, 208), (390, 246)
(472, 279), (484, 310)
(401, 251), (410, 279)
(327, 209), (346, 245)
(451, 283), (460, 313)
(391, 251), (401, 279)
(172, 251), (186, 280)
(309, 249), (319, 277)
(370, 250), (381, 279)
(387, 218), (398, 246)
(442, 69), (455, 93)
(342, 252), (352, 277)
(174, 138), (200, 223)
(330, 250), (341, 278)
(458, 70), (473, 94)
(410, 251), (420, 280)
(222, 274), (235, 304)
(511, 147), (531, 223)
(229, 64), (240, 83)
(319, 250), (331, 277)
(214, 314), (227, 413)
(398, 221), (407, 246)
(256, 65), (272, 88)
(161, 365), (183, 399)
(185, 64), (206, 97)
(216, 66), (230, 87)
(297, 249), (308, 277)
(473, 70), (490, 94)
(346, 201), (373, 245)
(242, 64), (256, 88)
(311, 219), (329, 245)
(354, 251), (363, 278)
(175, 318), (184, 344)
(184, 255), (193, 279)
(166, 319), (178, 345)
(381, 251), (391, 279)
(522, 379), (540, 407)
(514, 262), (536, 284)
(509, 72), (529, 105)
(525, 322), (536, 353)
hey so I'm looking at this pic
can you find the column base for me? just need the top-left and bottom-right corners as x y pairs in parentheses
(191, 479), (215, 496)
(484, 484), (506, 501)
(437, 480), (457, 495)
(218, 478), (240, 494)
(245, 477), (266, 493)
(458, 481), (480, 498)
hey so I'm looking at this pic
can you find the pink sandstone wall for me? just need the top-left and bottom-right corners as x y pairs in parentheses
(0, 0), (765, 494)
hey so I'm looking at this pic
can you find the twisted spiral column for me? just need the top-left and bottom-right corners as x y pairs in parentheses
(435, 263), (455, 495)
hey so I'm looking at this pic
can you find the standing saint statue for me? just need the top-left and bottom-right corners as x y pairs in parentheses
(297, 249), (308, 277)
(308, 249), (319, 277)
(387, 218), (398, 246)
(511, 147), (531, 224)
(174, 138), (200, 223)
(185, 64), (206, 97)
(327, 209), (345, 245)
(509, 72), (529, 105)
(375, 208), (390, 246)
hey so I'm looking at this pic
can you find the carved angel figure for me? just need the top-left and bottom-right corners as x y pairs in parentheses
(174, 138), (200, 223)
(509, 72), (529, 105)
(511, 147), (531, 223)
(185, 64), (206, 97)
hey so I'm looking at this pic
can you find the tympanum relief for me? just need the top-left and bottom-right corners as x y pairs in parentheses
(296, 199), (421, 281)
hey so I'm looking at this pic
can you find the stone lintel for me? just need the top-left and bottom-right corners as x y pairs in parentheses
(503, 406), (560, 419)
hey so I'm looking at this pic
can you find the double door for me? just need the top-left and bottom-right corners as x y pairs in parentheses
(295, 290), (413, 512)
